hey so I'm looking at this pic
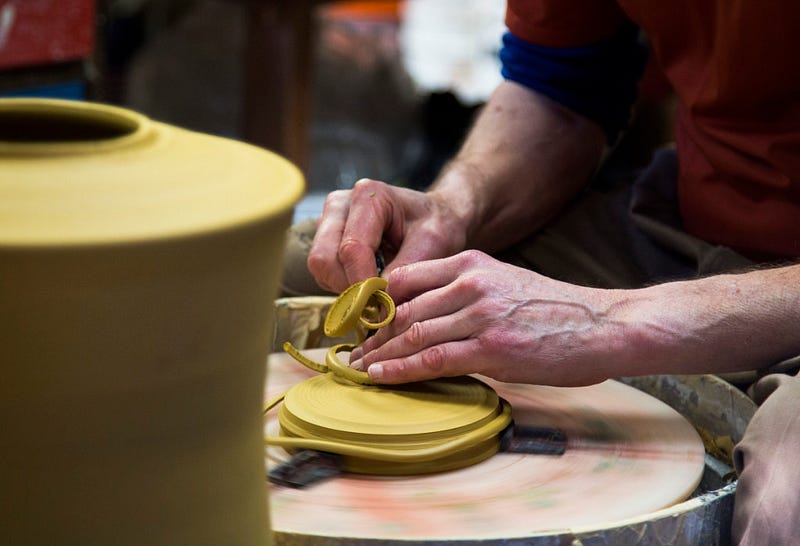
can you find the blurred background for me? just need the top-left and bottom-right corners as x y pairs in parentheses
(0, 0), (674, 222)
(0, 0), (507, 221)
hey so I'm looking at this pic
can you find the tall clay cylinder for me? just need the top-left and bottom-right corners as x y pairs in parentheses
(0, 99), (304, 544)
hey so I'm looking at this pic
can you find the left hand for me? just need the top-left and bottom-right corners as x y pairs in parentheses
(349, 249), (625, 387)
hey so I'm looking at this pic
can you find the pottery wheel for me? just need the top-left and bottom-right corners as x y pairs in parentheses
(265, 349), (705, 541)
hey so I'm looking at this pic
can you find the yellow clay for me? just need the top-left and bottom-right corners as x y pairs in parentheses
(269, 278), (513, 475)
(1, 98), (303, 546)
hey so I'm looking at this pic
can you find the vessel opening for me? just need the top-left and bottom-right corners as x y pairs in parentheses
(0, 107), (139, 142)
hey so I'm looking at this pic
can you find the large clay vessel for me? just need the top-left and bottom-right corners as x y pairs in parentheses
(0, 98), (304, 545)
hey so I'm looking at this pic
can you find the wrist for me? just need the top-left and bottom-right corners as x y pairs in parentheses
(606, 268), (800, 377)
(602, 280), (725, 377)
(427, 159), (490, 245)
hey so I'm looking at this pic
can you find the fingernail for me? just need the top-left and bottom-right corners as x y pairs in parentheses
(350, 358), (364, 371)
(368, 363), (384, 381)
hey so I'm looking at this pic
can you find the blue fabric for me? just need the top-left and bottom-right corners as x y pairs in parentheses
(0, 81), (86, 100)
(500, 26), (647, 143)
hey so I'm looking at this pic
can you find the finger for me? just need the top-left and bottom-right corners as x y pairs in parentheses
(308, 190), (353, 292)
(355, 281), (469, 357)
(386, 251), (480, 305)
(384, 223), (455, 275)
(367, 338), (483, 384)
(360, 310), (478, 373)
(348, 345), (365, 367)
(338, 179), (394, 285)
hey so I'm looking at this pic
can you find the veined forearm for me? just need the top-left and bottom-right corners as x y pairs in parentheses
(427, 81), (606, 253)
(609, 264), (800, 376)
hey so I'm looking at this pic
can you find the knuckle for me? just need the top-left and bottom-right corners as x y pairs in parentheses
(306, 250), (330, 280)
(306, 247), (324, 272)
(459, 249), (485, 266)
(420, 345), (447, 374)
(352, 178), (382, 195)
(323, 189), (350, 209)
(306, 252), (340, 291)
(383, 359), (412, 382)
(406, 321), (427, 346)
(457, 273), (493, 299)
(338, 238), (365, 264)
(386, 264), (408, 287)
(392, 300), (412, 329)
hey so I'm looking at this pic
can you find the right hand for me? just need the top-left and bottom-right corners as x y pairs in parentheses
(307, 178), (468, 293)
(347, 249), (622, 387)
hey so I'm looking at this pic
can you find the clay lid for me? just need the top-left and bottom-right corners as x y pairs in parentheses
(276, 372), (512, 474)
(0, 98), (304, 247)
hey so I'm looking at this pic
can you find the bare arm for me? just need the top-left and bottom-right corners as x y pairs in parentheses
(352, 253), (800, 386)
(428, 80), (606, 253)
(613, 263), (800, 378)
(307, 80), (606, 292)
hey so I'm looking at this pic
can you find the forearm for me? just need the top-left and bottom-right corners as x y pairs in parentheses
(607, 264), (800, 377)
(427, 80), (606, 253)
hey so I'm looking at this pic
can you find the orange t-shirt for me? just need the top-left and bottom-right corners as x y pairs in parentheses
(506, 0), (800, 259)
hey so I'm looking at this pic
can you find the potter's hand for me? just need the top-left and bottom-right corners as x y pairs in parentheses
(308, 179), (467, 293)
(349, 250), (626, 387)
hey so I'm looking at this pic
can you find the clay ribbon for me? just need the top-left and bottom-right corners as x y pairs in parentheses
(282, 276), (395, 386)
(265, 277), (513, 470)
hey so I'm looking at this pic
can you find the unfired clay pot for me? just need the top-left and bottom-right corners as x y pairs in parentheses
(0, 98), (304, 545)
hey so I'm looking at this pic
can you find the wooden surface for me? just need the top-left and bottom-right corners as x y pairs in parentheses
(265, 349), (706, 542)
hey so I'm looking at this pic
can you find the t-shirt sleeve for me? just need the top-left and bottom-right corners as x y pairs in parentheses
(506, 0), (629, 47)
(501, 0), (646, 143)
